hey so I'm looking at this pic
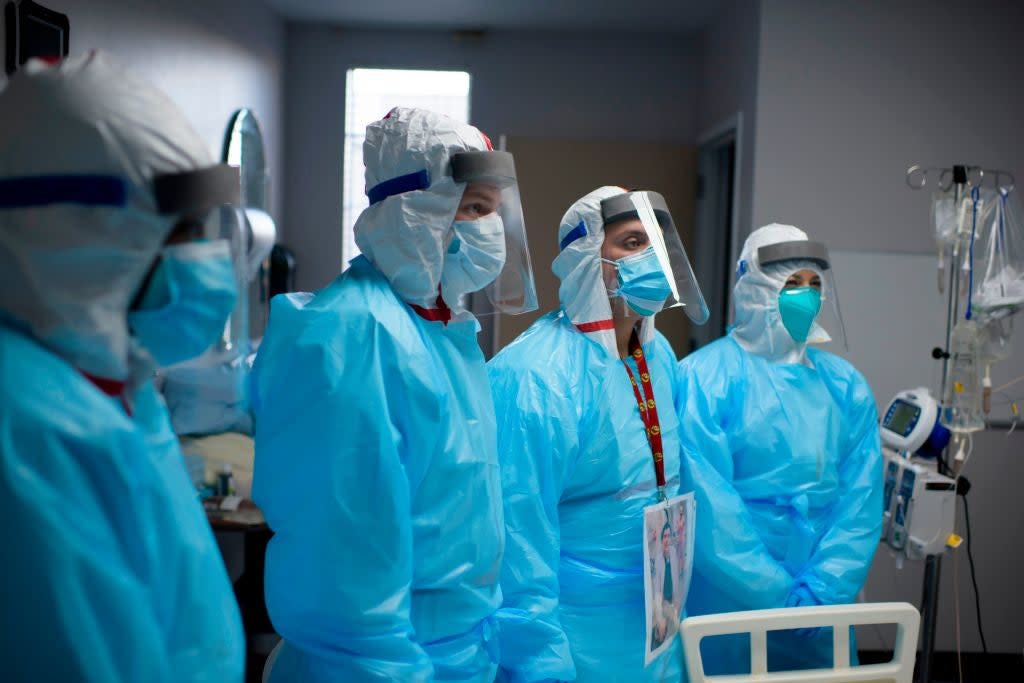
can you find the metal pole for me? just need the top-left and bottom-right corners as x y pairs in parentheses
(940, 174), (966, 392)
(918, 166), (967, 683)
(917, 555), (942, 682)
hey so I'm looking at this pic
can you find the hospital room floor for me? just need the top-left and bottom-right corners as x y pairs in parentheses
(927, 653), (1024, 682)
(860, 650), (1024, 681)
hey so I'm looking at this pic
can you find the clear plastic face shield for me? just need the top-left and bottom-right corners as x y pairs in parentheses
(450, 150), (538, 315)
(756, 240), (848, 349)
(600, 190), (710, 324)
(153, 164), (249, 357)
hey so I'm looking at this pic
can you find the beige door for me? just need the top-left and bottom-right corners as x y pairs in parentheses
(494, 137), (698, 358)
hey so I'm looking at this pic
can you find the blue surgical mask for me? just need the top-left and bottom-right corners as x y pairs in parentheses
(441, 212), (507, 301)
(778, 286), (822, 343)
(605, 246), (672, 316)
(128, 239), (238, 366)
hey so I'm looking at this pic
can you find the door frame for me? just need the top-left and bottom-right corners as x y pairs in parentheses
(694, 113), (744, 344)
(697, 112), (744, 298)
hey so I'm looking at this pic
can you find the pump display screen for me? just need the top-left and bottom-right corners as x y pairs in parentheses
(885, 400), (920, 437)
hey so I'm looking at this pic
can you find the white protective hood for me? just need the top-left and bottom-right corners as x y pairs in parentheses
(354, 107), (493, 315)
(0, 51), (214, 381)
(553, 186), (657, 357)
(731, 223), (831, 365)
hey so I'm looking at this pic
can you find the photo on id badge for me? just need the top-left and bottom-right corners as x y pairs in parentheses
(643, 492), (695, 666)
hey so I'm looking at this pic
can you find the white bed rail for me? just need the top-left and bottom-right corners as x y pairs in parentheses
(682, 602), (920, 683)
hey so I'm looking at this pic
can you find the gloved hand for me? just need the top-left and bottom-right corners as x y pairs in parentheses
(785, 584), (823, 639)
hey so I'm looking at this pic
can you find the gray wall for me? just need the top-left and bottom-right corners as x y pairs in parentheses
(1, 0), (285, 215)
(751, 0), (1024, 254)
(281, 24), (702, 291)
(695, 0), (760, 243)
(748, 0), (1024, 654)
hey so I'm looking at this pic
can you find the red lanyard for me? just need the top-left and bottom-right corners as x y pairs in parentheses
(622, 330), (667, 497)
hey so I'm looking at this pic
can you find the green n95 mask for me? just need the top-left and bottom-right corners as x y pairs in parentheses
(778, 286), (822, 343)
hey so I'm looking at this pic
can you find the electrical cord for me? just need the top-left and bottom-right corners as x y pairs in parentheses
(934, 435), (956, 477)
(960, 490), (989, 654)
(936, 451), (954, 477)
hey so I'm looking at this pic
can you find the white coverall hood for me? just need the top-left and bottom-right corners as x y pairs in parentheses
(731, 223), (830, 365)
(553, 185), (656, 357)
(0, 51), (216, 381)
(354, 107), (494, 312)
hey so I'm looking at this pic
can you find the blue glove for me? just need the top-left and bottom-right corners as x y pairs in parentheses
(785, 584), (823, 639)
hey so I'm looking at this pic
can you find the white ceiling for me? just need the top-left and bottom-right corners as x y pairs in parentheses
(264, 0), (723, 33)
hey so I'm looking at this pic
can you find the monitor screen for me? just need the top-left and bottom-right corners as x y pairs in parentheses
(885, 400), (919, 436)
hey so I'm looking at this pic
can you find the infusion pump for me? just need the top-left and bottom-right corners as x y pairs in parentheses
(880, 387), (949, 456)
(879, 388), (957, 560)
(882, 449), (957, 560)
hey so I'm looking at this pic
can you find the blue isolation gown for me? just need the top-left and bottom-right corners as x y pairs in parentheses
(490, 311), (683, 683)
(676, 336), (882, 675)
(0, 322), (244, 682)
(252, 255), (503, 682)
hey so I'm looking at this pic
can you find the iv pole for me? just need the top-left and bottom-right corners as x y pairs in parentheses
(917, 164), (967, 683)
(906, 163), (1015, 681)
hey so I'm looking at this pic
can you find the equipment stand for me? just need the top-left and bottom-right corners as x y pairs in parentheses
(915, 164), (968, 683)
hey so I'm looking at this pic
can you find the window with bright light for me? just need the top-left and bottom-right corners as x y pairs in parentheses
(342, 68), (472, 266)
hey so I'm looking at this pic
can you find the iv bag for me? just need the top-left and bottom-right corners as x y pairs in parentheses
(932, 189), (975, 249)
(941, 320), (985, 433)
(979, 316), (1014, 364)
(972, 189), (1024, 320)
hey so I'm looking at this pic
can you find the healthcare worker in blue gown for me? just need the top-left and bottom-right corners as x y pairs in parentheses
(252, 107), (539, 683)
(489, 186), (710, 682)
(0, 52), (244, 681)
(676, 223), (882, 675)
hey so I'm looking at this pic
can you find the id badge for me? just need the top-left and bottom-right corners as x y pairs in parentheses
(642, 492), (696, 666)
